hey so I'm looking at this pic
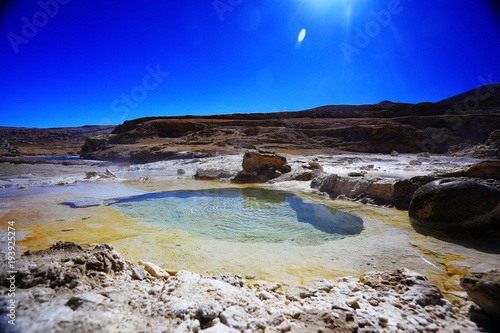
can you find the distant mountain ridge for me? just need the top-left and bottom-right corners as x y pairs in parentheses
(79, 84), (500, 163)
(110, 84), (500, 132)
(2, 85), (499, 161)
(0, 125), (115, 137)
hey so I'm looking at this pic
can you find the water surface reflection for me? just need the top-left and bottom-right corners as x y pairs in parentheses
(108, 188), (363, 246)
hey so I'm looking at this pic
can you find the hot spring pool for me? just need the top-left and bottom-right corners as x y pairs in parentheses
(107, 188), (363, 246)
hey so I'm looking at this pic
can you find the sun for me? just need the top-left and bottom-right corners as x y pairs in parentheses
(298, 29), (306, 42)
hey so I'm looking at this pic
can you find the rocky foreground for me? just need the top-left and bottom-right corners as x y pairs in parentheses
(0, 242), (487, 333)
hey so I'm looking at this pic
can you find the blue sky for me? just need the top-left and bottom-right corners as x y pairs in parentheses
(1, 0), (499, 128)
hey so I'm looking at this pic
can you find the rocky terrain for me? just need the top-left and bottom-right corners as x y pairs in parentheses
(0, 242), (485, 333)
(311, 159), (500, 209)
(1, 84), (499, 332)
(0, 125), (114, 157)
(79, 84), (500, 163)
(191, 147), (500, 213)
(1, 149), (500, 332)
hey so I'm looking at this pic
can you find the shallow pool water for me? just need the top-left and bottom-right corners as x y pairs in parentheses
(3, 178), (498, 289)
(108, 188), (363, 246)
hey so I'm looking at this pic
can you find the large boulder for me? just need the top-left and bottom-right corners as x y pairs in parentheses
(241, 148), (287, 173)
(232, 148), (291, 183)
(79, 136), (109, 159)
(461, 272), (500, 326)
(409, 180), (500, 230)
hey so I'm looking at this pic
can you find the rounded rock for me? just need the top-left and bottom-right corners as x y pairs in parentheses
(242, 149), (287, 173)
(409, 180), (500, 230)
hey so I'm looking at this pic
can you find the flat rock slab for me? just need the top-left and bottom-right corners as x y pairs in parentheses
(61, 198), (102, 208)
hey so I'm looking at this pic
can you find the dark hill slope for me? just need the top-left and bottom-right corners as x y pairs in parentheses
(438, 83), (500, 106)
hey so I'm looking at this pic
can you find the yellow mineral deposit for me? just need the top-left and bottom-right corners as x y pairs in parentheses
(2, 179), (498, 295)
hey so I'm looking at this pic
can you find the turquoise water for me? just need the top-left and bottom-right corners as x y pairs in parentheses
(108, 188), (363, 246)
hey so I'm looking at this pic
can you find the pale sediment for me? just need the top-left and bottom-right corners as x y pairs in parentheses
(1, 153), (499, 331)
(0, 242), (483, 332)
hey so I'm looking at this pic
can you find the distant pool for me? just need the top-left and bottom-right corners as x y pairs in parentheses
(18, 155), (82, 161)
(39, 156), (81, 161)
(108, 188), (363, 246)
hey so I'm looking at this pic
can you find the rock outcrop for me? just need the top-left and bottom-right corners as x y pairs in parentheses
(266, 161), (324, 183)
(78, 136), (108, 158)
(84, 168), (116, 180)
(194, 169), (234, 180)
(408, 180), (500, 230)
(232, 148), (291, 183)
(79, 135), (215, 163)
(0, 242), (482, 332)
(361, 268), (444, 307)
(61, 198), (103, 208)
(0, 125), (114, 158)
(461, 271), (500, 326)
(0, 137), (20, 154)
(485, 129), (500, 154)
(311, 173), (443, 209)
(311, 174), (395, 206)
(311, 160), (500, 210)
(439, 160), (500, 181)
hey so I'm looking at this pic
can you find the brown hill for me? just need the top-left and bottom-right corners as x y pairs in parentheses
(79, 85), (500, 163)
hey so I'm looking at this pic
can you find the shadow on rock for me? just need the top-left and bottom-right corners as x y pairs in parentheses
(411, 223), (500, 254)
